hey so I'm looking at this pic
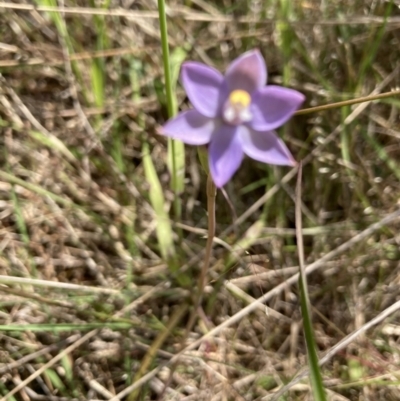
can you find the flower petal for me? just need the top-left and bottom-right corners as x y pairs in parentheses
(225, 49), (267, 94)
(249, 86), (305, 131)
(180, 62), (224, 118)
(239, 125), (296, 166)
(209, 125), (243, 187)
(161, 110), (218, 145)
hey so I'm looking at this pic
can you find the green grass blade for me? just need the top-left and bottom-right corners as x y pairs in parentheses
(35, 0), (68, 40)
(28, 129), (77, 162)
(89, 0), (109, 107)
(0, 171), (74, 208)
(363, 130), (400, 181)
(296, 164), (327, 401)
(91, 59), (105, 108)
(169, 47), (187, 114)
(167, 46), (187, 195)
(34, 0), (88, 103)
(9, 185), (29, 246)
(167, 137), (185, 195)
(357, 0), (393, 91)
(142, 142), (175, 260)
(298, 274), (327, 400)
(44, 368), (66, 392)
(157, 0), (184, 224)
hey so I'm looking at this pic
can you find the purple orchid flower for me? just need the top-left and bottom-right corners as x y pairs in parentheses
(161, 49), (305, 188)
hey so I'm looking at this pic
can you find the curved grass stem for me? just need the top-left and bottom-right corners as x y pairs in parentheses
(295, 163), (327, 400)
(295, 88), (400, 116)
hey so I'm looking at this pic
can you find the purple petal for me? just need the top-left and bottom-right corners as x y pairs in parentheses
(239, 125), (296, 166)
(161, 110), (218, 145)
(225, 49), (267, 95)
(209, 125), (244, 187)
(180, 62), (224, 118)
(249, 86), (305, 131)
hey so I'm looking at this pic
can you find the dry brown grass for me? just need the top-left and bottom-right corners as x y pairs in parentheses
(1, 1), (400, 400)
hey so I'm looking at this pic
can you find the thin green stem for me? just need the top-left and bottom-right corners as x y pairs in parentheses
(157, 0), (181, 229)
(295, 163), (327, 401)
(157, 0), (174, 119)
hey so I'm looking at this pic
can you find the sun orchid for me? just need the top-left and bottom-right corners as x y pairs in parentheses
(161, 49), (305, 188)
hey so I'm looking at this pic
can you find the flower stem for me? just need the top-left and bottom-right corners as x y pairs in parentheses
(184, 173), (216, 331)
(158, 174), (216, 397)
(197, 174), (217, 298)
(157, 0), (182, 231)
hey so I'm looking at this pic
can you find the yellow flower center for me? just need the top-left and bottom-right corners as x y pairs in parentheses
(222, 90), (252, 125)
(229, 90), (251, 107)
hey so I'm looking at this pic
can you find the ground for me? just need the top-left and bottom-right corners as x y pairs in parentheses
(1, 1), (400, 400)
